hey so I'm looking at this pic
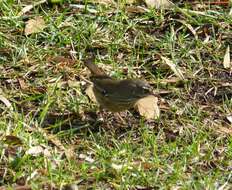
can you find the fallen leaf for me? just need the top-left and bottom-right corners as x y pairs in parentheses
(69, 4), (98, 13)
(25, 146), (51, 157)
(157, 77), (183, 84)
(25, 16), (46, 35)
(79, 153), (95, 163)
(4, 146), (19, 157)
(47, 133), (75, 159)
(161, 56), (185, 80)
(174, 19), (198, 40)
(18, 0), (46, 16)
(124, 0), (137, 4)
(135, 95), (160, 119)
(223, 45), (231, 69)
(26, 146), (44, 156)
(230, 7), (232, 15)
(226, 115), (232, 124)
(48, 56), (76, 74)
(94, 0), (116, 5)
(217, 126), (232, 135)
(19, 5), (33, 16)
(0, 185), (32, 190)
(141, 162), (154, 170)
(48, 56), (76, 65)
(68, 80), (81, 88)
(135, 185), (153, 190)
(111, 163), (124, 170)
(62, 184), (79, 190)
(145, 0), (174, 9)
(18, 78), (28, 90)
(0, 95), (13, 111)
(25, 126), (75, 159)
(3, 135), (23, 146)
(126, 6), (149, 14)
(85, 85), (97, 103)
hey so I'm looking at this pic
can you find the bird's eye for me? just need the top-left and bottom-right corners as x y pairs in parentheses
(101, 89), (108, 96)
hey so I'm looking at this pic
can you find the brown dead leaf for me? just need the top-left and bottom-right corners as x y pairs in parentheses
(49, 56), (76, 74)
(26, 146), (45, 157)
(25, 16), (46, 35)
(79, 153), (95, 163)
(15, 185), (32, 190)
(18, 0), (46, 16)
(157, 77), (183, 84)
(226, 115), (232, 124)
(124, 0), (137, 4)
(135, 95), (160, 119)
(0, 95), (13, 111)
(26, 126), (75, 159)
(142, 162), (153, 170)
(18, 78), (28, 90)
(48, 56), (76, 65)
(4, 146), (19, 157)
(145, 0), (174, 9)
(85, 85), (97, 103)
(223, 45), (231, 69)
(47, 133), (75, 159)
(3, 135), (23, 146)
(62, 184), (79, 190)
(174, 19), (198, 40)
(0, 185), (32, 190)
(94, 0), (116, 5)
(217, 126), (232, 135)
(161, 56), (185, 80)
(126, 6), (149, 14)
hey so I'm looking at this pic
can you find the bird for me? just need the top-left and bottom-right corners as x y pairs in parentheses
(83, 55), (152, 112)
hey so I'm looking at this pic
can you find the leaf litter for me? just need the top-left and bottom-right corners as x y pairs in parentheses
(24, 16), (46, 35)
(223, 45), (231, 69)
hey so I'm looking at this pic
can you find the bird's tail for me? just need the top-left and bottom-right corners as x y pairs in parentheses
(83, 54), (107, 77)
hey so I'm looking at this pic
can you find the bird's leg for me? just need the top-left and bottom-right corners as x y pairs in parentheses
(98, 106), (128, 127)
(97, 107), (105, 122)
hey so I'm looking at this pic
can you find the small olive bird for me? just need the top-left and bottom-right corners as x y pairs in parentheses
(83, 55), (152, 112)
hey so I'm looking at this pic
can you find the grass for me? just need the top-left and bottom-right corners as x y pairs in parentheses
(0, 0), (232, 189)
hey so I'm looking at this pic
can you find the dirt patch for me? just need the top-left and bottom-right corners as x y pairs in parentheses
(189, 76), (232, 104)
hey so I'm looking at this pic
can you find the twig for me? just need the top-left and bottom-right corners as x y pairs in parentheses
(18, 0), (47, 16)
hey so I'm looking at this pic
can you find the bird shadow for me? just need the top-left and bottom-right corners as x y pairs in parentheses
(41, 109), (151, 137)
